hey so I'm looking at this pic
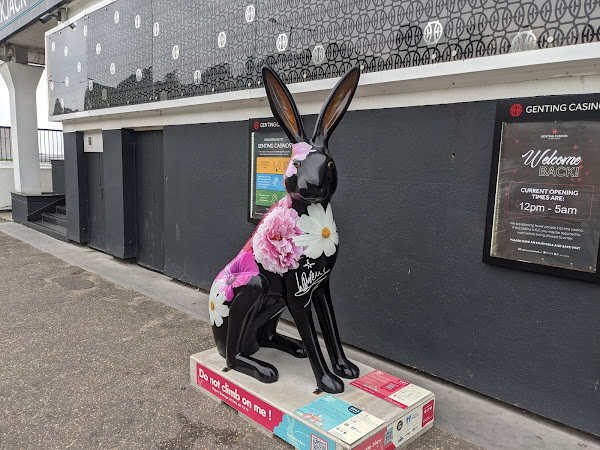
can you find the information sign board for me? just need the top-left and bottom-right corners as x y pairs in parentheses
(249, 118), (292, 220)
(484, 94), (600, 282)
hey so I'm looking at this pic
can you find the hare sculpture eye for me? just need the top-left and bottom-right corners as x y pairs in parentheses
(292, 160), (301, 168)
(327, 160), (335, 169)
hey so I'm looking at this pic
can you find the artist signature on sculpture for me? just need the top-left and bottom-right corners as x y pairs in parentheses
(294, 261), (330, 300)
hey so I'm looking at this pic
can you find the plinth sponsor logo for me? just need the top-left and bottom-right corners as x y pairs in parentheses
(405, 412), (419, 423)
(422, 400), (435, 427)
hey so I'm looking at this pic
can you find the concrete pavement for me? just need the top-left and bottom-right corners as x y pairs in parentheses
(0, 231), (283, 449)
(0, 228), (485, 449)
(2, 221), (600, 450)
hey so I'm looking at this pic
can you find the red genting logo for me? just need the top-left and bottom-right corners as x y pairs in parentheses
(510, 104), (523, 117)
(254, 121), (260, 130)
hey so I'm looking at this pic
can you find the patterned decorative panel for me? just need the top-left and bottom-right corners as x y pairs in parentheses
(47, 0), (600, 116)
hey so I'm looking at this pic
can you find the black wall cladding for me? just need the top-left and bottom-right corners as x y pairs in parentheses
(163, 104), (600, 437)
(48, 0), (600, 115)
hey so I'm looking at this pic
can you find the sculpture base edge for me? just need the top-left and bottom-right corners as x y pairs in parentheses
(189, 338), (435, 449)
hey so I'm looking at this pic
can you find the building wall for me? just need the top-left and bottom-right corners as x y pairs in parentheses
(52, 5), (600, 435)
(45, 0), (600, 119)
(0, 163), (53, 209)
(162, 102), (599, 437)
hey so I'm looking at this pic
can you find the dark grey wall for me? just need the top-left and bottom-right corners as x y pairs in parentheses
(102, 129), (137, 259)
(135, 130), (165, 273)
(163, 103), (600, 436)
(64, 132), (88, 243)
(50, 159), (65, 195)
(86, 153), (105, 251)
(164, 123), (256, 285)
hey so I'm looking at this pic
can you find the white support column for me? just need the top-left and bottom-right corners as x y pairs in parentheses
(0, 62), (44, 195)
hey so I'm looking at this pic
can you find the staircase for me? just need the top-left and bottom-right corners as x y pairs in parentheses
(28, 204), (67, 242)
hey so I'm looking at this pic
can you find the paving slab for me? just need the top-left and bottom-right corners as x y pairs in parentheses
(0, 230), (483, 449)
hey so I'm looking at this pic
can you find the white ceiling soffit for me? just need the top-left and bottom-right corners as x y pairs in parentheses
(0, 0), (72, 46)
(5, 18), (58, 49)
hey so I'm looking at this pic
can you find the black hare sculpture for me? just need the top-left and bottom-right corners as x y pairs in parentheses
(209, 65), (360, 393)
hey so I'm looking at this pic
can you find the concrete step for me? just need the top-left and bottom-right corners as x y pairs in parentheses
(42, 212), (67, 227)
(27, 220), (67, 242)
(55, 205), (66, 215)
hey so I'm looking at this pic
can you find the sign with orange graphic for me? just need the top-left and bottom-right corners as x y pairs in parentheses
(249, 119), (292, 220)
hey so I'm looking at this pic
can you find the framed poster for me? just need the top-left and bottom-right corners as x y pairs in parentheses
(483, 94), (600, 282)
(248, 118), (292, 221)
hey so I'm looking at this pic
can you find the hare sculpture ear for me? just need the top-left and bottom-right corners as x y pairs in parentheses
(262, 66), (307, 144)
(312, 65), (360, 148)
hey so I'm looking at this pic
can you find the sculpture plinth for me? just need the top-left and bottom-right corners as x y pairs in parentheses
(190, 340), (435, 450)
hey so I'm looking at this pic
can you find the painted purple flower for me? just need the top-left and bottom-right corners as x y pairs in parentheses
(216, 251), (260, 301)
(252, 200), (304, 274)
(285, 142), (315, 177)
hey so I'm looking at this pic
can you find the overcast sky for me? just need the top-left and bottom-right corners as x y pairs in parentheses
(0, 67), (62, 130)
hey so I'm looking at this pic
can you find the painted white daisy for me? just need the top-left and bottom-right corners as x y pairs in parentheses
(208, 281), (229, 327)
(293, 203), (339, 259)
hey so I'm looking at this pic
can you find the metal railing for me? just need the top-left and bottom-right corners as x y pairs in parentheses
(38, 129), (64, 162)
(0, 127), (10, 161)
(0, 126), (64, 162)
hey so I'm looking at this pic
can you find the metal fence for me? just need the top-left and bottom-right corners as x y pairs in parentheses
(0, 127), (64, 162)
(0, 127), (10, 161)
(38, 129), (64, 162)
(49, 0), (600, 115)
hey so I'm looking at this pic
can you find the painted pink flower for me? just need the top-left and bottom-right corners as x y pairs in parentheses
(252, 200), (304, 274)
(241, 195), (293, 253)
(285, 142), (315, 177)
(278, 194), (292, 209)
(216, 251), (260, 301)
